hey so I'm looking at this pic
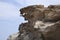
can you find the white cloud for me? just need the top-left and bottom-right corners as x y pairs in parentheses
(45, 0), (60, 6)
(0, 2), (19, 19)
(15, 0), (44, 6)
(15, 0), (60, 7)
(0, 0), (59, 19)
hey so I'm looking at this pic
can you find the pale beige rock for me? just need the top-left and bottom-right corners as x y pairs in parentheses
(7, 32), (19, 40)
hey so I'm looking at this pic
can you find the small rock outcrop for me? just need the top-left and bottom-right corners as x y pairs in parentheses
(7, 5), (60, 40)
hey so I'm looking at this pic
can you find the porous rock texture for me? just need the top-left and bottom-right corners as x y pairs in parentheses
(7, 5), (60, 40)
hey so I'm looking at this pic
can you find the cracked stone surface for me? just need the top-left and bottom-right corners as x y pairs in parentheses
(7, 5), (60, 40)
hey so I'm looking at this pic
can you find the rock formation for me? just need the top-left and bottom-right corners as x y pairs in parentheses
(7, 5), (60, 40)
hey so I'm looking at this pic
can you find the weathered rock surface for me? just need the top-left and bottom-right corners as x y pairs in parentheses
(7, 5), (60, 40)
(7, 32), (19, 40)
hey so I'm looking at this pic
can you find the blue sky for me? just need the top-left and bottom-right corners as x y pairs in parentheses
(0, 0), (60, 40)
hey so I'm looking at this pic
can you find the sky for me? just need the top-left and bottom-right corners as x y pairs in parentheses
(0, 0), (60, 40)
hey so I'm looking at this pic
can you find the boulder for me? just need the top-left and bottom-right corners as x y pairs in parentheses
(7, 5), (60, 40)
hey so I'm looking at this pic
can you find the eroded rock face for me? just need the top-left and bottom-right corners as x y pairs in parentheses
(7, 32), (19, 40)
(43, 21), (60, 40)
(7, 5), (60, 40)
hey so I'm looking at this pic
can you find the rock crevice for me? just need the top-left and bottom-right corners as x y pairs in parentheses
(7, 5), (60, 40)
